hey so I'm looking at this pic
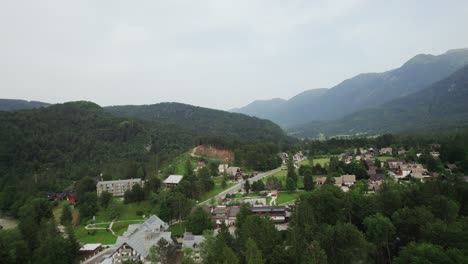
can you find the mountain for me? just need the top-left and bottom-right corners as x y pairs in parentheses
(232, 48), (468, 127)
(231, 88), (327, 127)
(291, 64), (468, 138)
(105, 102), (291, 146)
(0, 99), (50, 111)
(0, 101), (155, 183)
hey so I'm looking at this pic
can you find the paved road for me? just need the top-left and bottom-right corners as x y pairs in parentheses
(198, 167), (282, 206)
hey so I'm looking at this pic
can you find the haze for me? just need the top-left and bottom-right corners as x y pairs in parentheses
(1, 0), (468, 110)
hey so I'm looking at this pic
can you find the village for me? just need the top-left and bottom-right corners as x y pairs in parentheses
(59, 141), (465, 264)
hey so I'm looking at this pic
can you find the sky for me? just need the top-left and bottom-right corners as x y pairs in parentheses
(1, 0), (468, 110)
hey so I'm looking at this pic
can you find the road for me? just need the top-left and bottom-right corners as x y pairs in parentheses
(198, 167), (282, 206)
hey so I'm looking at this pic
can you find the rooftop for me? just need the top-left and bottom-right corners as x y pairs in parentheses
(164, 175), (184, 184)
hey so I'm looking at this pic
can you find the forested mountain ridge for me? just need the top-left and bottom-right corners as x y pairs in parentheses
(0, 101), (152, 184)
(291, 63), (468, 138)
(232, 48), (468, 127)
(105, 102), (292, 146)
(0, 99), (50, 111)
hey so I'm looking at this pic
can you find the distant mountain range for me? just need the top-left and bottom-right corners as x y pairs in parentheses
(0, 99), (49, 111)
(231, 48), (468, 128)
(291, 63), (468, 138)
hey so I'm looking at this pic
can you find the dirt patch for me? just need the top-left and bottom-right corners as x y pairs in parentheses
(193, 145), (234, 162)
(0, 217), (18, 230)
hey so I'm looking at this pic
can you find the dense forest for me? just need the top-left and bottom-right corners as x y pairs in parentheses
(196, 176), (468, 264)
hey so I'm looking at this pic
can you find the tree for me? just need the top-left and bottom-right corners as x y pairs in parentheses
(60, 204), (72, 225)
(287, 155), (297, 183)
(99, 191), (113, 209)
(222, 245), (239, 264)
(78, 192), (98, 221)
(76, 176), (96, 199)
(245, 238), (264, 264)
(392, 206), (435, 244)
(154, 237), (177, 264)
(186, 207), (214, 235)
(302, 241), (328, 264)
(286, 178), (296, 193)
(374, 158), (382, 168)
(217, 222), (236, 251)
(363, 213), (395, 263)
(221, 178), (227, 189)
(303, 174), (314, 192)
(185, 159), (193, 177)
(394, 242), (467, 264)
(318, 223), (369, 264)
(266, 176), (281, 190)
(244, 180), (250, 194)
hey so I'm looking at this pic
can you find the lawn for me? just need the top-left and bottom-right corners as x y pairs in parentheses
(112, 220), (145, 236)
(168, 222), (187, 236)
(231, 191), (301, 205)
(199, 177), (236, 202)
(262, 170), (304, 189)
(299, 156), (331, 167)
(75, 226), (117, 245)
(377, 156), (394, 161)
(272, 191), (302, 205)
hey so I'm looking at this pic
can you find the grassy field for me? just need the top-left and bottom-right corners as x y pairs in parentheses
(199, 176), (236, 202)
(377, 156), (394, 161)
(298, 156), (331, 167)
(262, 170), (304, 189)
(271, 192), (302, 205)
(75, 226), (117, 245)
(168, 222), (187, 236)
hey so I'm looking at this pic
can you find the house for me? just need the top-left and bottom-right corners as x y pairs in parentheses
(342, 175), (356, 185)
(250, 206), (287, 223)
(227, 206), (240, 225)
(446, 164), (458, 171)
(79, 243), (102, 255)
(314, 177), (327, 185)
(96, 179), (144, 197)
(369, 174), (385, 192)
(397, 148), (407, 155)
(104, 215), (171, 263)
(218, 164), (229, 175)
(380, 148), (393, 155)
(211, 206), (228, 224)
(226, 167), (241, 177)
(181, 233), (204, 258)
(430, 144), (441, 150)
(397, 163), (428, 179)
(164, 175), (183, 187)
(293, 151), (305, 162)
(430, 152), (440, 158)
(387, 159), (405, 170)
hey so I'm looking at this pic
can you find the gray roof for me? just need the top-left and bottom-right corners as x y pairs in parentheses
(182, 233), (205, 251)
(109, 215), (171, 259)
(96, 178), (143, 186)
(164, 175), (184, 184)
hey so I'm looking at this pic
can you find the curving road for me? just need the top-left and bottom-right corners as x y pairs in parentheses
(197, 167), (282, 206)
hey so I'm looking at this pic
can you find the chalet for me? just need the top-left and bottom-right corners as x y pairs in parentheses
(79, 243), (102, 255)
(181, 233), (204, 257)
(226, 167), (241, 177)
(380, 147), (393, 155)
(430, 152), (440, 158)
(397, 148), (407, 155)
(387, 160), (405, 170)
(218, 164), (229, 175)
(211, 206), (228, 223)
(103, 215), (171, 263)
(314, 177), (327, 185)
(251, 206), (287, 223)
(96, 179), (144, 197)
(163, 175), (183, 187)
(338, 175), (356, 186)
(227, 206), (240, 225)
(369, 174), (385, 192)
(293, 151), (305, 162)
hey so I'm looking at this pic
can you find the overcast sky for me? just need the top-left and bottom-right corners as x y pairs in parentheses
(1, 0), (468, 110)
